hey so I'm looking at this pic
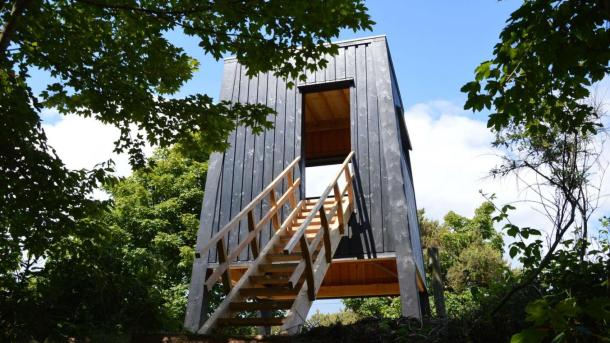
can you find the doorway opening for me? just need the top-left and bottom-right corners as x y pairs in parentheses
(302, 86), (351, 197)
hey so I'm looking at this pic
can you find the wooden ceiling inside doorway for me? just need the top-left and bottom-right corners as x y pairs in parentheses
(304, 88), (350, 132)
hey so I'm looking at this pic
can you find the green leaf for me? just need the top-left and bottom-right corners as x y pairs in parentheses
(511, 328), (547, 343)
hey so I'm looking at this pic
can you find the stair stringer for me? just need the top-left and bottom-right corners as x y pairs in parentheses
(196, 201), (304, 334)
(280, 203), (349, 334)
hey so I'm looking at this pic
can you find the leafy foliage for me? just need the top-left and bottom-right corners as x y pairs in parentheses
(305, 310), (361, 328)
(0, 1), (372, 340)
(508, 218), (610, 342)
(1, 145), (207, 341)
(342, 204), (507, 320)
(461, 0), (609, 135)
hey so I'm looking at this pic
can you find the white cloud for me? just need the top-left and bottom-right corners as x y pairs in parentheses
(406, 99), (610, 242)
(42, 112), (151, 178)
(406, 101), (500, 220)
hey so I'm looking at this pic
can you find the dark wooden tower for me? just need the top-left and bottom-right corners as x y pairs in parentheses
(185, 35), (426, 334)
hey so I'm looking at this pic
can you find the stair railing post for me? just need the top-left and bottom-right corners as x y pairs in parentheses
(319, 207), (332, 263)
(299, 236), (316, 301)
(216, 238), (232, 294)
(343, 164), (354, 212)
(333, 183), (345, 234)
(268, 190), (281, 231)
(247, 211), (260, 259)
(286, 169), (298, 209)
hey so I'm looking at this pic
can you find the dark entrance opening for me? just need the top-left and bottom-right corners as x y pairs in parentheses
(303, 87), (351, 167)
(301, 84), (352, 198)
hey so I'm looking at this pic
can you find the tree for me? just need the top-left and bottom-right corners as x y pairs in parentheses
(0, 1), (372, 339)
(344, 204), (507, 319)
(461, 0), (609, 136)
(463, 0), (609, 311)
(462, 1), (610, 341)
(1, 145), (208, 341)
(305, 309), (361, 328)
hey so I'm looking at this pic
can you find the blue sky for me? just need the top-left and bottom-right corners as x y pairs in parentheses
(165, 0), (520, 116)
(40, 0), (520, 123)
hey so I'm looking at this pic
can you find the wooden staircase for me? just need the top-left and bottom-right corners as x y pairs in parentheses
(194, 152), (356, 334)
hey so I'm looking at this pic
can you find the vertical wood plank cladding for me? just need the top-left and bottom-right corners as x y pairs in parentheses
(251, 72), (268, 253)
(402, 149), (425, 278)
(306, 67), (315, 84)
(336, 47), (346, 79)
(228, 65), (249, 261)
(294, 86), (303, 198)
(260, 74), (278, 252)
(216, 62), (241, 262)
(283, 80), (297, 216)
(185, 60), (238, 332)
(344, 45), (359, 256)
(355, 44), (375, 252)
(365, 44), (385, 253)
(273, 77), (287, 196)
(315, 59), (325, 83)
(371, 39), (421, 318)
(325, 53), (336, 82)
(238, 75), (258, 261)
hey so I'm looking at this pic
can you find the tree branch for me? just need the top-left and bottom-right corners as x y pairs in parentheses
(0, 0), (32, 56)
(74, 0), (212, 17)
(490, 201), (577, 315)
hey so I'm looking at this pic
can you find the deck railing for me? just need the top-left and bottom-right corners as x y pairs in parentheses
(283, 151), (355, 300)
(198, 156), (301, 292)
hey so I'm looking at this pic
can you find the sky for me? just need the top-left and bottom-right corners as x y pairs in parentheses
(39, 1), (610, 317)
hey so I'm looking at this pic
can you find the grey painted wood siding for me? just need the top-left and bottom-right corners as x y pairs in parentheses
(200, 37), (423, 272)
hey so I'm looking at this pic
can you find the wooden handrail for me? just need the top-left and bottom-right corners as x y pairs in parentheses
(198, 156), (301, 257)
(197, 200), (305, 334)
(199, 156), (301, 291)
(203, 178), (300, 290)
(283, 152), (354, 254)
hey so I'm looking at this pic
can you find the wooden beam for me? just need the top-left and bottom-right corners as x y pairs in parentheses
(343, 165), (354, 212)
(333, 184), (344, 234)
(300, 236), (316, 301)
(216, 238), (232, 294)
(286, 170), (298, 209)
(316, 283), (400, 298)
(320, 207), (332, 263)
(268, 190), (281, 231)
(247, 211), (259, 259)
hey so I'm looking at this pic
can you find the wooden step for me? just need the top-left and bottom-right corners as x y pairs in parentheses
(217, 317), (285, 326)
(278, 236), (316, 244)
(305, 198), (335, 204)
(294, 217), (337, 226)
(258, 262), (299, 273)
(249, 274), (291, 285)
(229, 300), (294, 311)
(239, 286), (299, 297)
(266, 252), (302, 262)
